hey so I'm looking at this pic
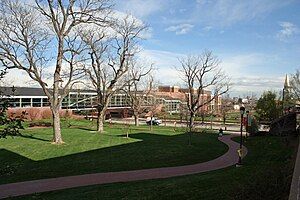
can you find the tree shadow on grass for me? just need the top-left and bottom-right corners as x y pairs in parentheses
(20, 134), (50, 142)
(73, 127), (97, 132)
(0, 132), (226, 185)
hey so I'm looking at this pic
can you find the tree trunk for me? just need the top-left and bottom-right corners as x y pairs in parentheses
(97, 108), (105, 133)
(223, 115), (227, 130)
(210, 113), (213, 130)
(134, 113), (139, 126)
(188, 112), (195, 145)
(51, 38), (64, 144)
(189, 113), (195, 132)
(150, 115), (153, 132)
(52, 108), (63, 144)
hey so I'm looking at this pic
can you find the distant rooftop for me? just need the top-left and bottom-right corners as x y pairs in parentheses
(0, 87), (96, 97)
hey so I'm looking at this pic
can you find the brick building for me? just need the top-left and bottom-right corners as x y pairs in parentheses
(156, 85), (222, 113)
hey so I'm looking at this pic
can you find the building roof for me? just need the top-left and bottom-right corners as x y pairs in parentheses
(0, 87), (46, 96)
(0, 87), (96, 97)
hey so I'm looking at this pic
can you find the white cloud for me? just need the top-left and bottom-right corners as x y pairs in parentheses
(137, 50), (287, 95)
(276, 21), (299, 41)
(117, 0), (169, 18)
(231, 76), (284, 94)
(196, 0), (212, 5)
(165, 23), (194, 35)
(138, 49), (184, 85)
(1, 69), (39, 87)
(220, 53), (266, 77)
(194, 0), (294, 27)
(202, 26), (213, 32)
(179, 9), (187, 13)
(138, 50), (285, 94)
(219, 53), (286, 95)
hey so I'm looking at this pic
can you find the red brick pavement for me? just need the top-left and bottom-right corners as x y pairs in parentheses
(0, 134), (247, 199)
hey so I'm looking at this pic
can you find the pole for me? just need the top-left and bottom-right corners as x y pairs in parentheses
(246, 111), (249, 138)
(238, 112), (243, 165)
(282, 88), (285, 115)
(237, 106), (245, 166)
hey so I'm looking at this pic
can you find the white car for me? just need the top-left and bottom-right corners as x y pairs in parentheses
(146, 117), (162, 125)
(258, 124), (270, 132)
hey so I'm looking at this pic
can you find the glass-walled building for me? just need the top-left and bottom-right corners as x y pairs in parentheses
(0, 87), (184, 114)
(1, 86), (221, 115)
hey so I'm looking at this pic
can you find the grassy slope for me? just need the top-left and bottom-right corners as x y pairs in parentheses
(15, 135), (297, 200)
(0, 120), (227, 184)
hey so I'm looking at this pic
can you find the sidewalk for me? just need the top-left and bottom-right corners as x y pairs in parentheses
(0, 134), (247, 199)
(110, 118), (242, 132)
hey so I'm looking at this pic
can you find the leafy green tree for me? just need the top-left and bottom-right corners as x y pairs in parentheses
(255, 91), (282, 122)
(0, 69), (24, 138)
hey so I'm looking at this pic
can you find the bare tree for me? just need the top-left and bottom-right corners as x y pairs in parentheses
(0, 0), (111, 144)
(147, 92), (164, 132)
(290, 69), (300, 102)
(220, 95), (233, 127)
(177, 50), (230, 145)
(124, 61), (153, 126)
(81, 15), (147, 132)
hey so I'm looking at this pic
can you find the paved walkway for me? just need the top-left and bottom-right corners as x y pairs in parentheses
(0, 134), (247, 199)
(111, 119), (242, 132)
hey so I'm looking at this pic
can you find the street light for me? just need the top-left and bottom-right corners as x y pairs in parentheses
(245, 110), (249, 138)
(237, 106), (245, 166)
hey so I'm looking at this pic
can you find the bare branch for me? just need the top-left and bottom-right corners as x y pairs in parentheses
(176, 50), (231, 134)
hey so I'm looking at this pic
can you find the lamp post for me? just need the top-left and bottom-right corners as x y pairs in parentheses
(237, 106), (245, 166)
(245, 110), (249, 138)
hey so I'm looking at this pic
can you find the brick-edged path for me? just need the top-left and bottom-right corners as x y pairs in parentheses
(0, 134), (247, 199)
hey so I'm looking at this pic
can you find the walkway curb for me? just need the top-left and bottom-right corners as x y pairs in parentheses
(0, 134), (247, 199)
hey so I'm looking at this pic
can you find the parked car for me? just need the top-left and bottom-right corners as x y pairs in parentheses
(146, 117), (162, 125)
(253, 124), (270, 136)
(258, 124), (270, 132)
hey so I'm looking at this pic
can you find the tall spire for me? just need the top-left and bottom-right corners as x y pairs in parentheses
(284, 74), (290, 88)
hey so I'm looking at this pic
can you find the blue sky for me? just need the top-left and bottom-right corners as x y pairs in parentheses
(3, 0), (299, 97)
(116, 0), (300, 96)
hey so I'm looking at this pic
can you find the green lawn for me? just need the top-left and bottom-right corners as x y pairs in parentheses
(13, 134), (298, 200)
(0, 120), (227, 184)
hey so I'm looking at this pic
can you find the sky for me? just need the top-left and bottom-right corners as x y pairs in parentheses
(115, 0), (300, 97)
(2, 0), (300, 97)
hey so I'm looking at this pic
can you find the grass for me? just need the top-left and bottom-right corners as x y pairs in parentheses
(12, 134), (298, 200)
(0, 119), (227, 185)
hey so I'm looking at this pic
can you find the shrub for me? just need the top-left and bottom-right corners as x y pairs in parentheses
(1, 100), (24, 138)
(7, 107), (74, 121)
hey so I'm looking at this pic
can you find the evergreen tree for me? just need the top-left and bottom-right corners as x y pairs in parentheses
(0, 69), (24, 138)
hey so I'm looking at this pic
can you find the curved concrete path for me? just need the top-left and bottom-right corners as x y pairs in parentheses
(0, 134), (247, 199)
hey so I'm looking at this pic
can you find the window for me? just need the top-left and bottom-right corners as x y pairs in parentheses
(10, 98), (20, 107)
(32, 98), (42, 107)
(42, 98), (50, 107)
